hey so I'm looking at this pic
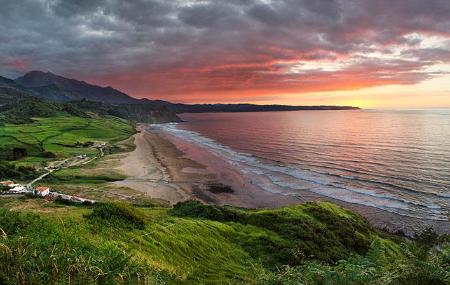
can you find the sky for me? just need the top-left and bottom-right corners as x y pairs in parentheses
(0, 0), (450, 108)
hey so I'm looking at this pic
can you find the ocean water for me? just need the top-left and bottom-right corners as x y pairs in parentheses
(156, 110), (450, 221)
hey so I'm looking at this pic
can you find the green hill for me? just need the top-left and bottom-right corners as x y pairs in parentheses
(0, 83), (181, 125)
(0, 114), (134, 166)
(0, 200), (447, 285)
(0, 87), (33, 106)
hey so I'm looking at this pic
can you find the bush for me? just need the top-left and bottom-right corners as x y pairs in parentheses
(258, 235), (450, 285)
(86, 202), (147, 229)
(0, 160), (37, 179)
(39, 151), (56, 158)
(171, 200), (245, 222)
(171, 201), (374, 266)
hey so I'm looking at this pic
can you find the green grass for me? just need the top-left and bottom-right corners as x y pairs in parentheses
(86, 202), (147, 229)
(46, 167), (127, 184)
(5, 199), (441, 285)
(258, 238), (450, 285)
(0, 114), (134, 167)
(171, 201), (374, 266)
(0, 207), (166, 284)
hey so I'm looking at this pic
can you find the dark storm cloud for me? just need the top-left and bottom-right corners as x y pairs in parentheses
(0, 0), (449, 100)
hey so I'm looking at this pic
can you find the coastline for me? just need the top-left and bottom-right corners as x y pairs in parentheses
(116, 124), (449, 235)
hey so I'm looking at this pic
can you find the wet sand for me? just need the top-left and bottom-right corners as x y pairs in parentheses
(116, 125), (449, 235)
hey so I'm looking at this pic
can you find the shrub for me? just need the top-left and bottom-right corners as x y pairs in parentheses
(258, 235), (450, 285)
(171, 200), (245, 222)
(0, 160), (37, 179)
(171, 201), (374, 266)
(86, 202), (147, 229)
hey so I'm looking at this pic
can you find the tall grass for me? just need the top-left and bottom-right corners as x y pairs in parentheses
(1, 200), (447, 285)
(257, 237), (450, 285)
(86, 202), (147, 229)
(0, 208), (164, 284)
(171, 201), (374, 266)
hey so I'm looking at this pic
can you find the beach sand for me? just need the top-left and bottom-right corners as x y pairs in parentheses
(114, 125), (218, 205)
(115, 125), (449, 235)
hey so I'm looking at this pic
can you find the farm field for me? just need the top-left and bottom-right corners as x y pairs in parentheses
(0, 114), (135, 167)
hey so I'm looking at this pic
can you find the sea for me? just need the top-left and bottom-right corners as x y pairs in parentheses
(154, 109), (450, 222)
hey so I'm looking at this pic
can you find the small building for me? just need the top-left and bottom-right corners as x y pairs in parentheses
(35, 186), (50, 196)
(10, 186), (28, 193)
(0, 181), (15, 187)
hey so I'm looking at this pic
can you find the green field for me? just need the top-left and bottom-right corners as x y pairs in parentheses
(0, 199), (448, 285)
(0, 114), (134, 167)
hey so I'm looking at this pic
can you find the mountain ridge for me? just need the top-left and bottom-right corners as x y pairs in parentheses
(1, 71), (360, 115)
(1, 72), (181, 124)
(15, 71), (138, 104)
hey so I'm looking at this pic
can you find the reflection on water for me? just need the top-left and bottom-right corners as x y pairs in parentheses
(170, 110), (450, 220)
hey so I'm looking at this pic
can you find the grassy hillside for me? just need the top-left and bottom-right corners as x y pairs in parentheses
(0, 114), (134, 167)
(0, 87), (32, 106)
(72, 99), (182, 124)
(0, 199), (448, 285)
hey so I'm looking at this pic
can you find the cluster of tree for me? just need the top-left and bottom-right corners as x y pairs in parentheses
(0, 93), (89, 125)
(0, 160), (36, 180)
(0, 88), (179, 125)
(0, 148), (27, 161)
(0, 87), (31, 106)
(70, 99), (180, 123)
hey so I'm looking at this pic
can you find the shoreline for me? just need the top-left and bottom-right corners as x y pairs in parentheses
(116, 124), (449, 235)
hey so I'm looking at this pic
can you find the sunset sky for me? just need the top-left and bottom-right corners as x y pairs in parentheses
(1, 0), (449, 108)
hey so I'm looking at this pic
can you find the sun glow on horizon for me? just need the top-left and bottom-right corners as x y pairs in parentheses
(2, 0), (450, 108)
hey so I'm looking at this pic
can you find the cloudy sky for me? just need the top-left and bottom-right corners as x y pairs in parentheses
(1, 0), (450, 107)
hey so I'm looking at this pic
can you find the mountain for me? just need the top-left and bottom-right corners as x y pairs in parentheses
(0, 87), (34, 106)
(0, 75), (22, 89)
(16, 71), (139, 104)
(0, 75), (80, 103)
(1, 71), (359, 121)
(13, 71), (360, 113)
(0, 76), (33, 95)
(71, 100), (181, 124)
(29, 84), (80, 102)
(0, 72), (181, 124)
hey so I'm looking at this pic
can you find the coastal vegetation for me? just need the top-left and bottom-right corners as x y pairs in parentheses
(0, 115), (134, 168)
(0, 199), (448, 284)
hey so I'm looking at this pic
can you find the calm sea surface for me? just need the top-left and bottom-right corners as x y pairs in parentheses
(161, 110), (450, 221)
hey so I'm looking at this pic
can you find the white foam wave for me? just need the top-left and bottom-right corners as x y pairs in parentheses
(152, 123), (448, 221)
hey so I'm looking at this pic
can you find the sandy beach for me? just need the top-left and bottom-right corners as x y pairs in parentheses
(113, 126), (189, 204)
(115, 125), (449, 235)
(114, 125), (223, 205)
(114, 125), (299, 207)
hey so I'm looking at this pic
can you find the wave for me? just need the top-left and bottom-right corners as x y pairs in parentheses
(153, 123), (449, 221)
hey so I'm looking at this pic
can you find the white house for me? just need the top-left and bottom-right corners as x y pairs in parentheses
(35, 186), (50, 196)
(10, 186), (28, 193)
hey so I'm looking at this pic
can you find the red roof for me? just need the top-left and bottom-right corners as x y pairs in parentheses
(36, 186), (50, 192)
(0, 181), (14, 186)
